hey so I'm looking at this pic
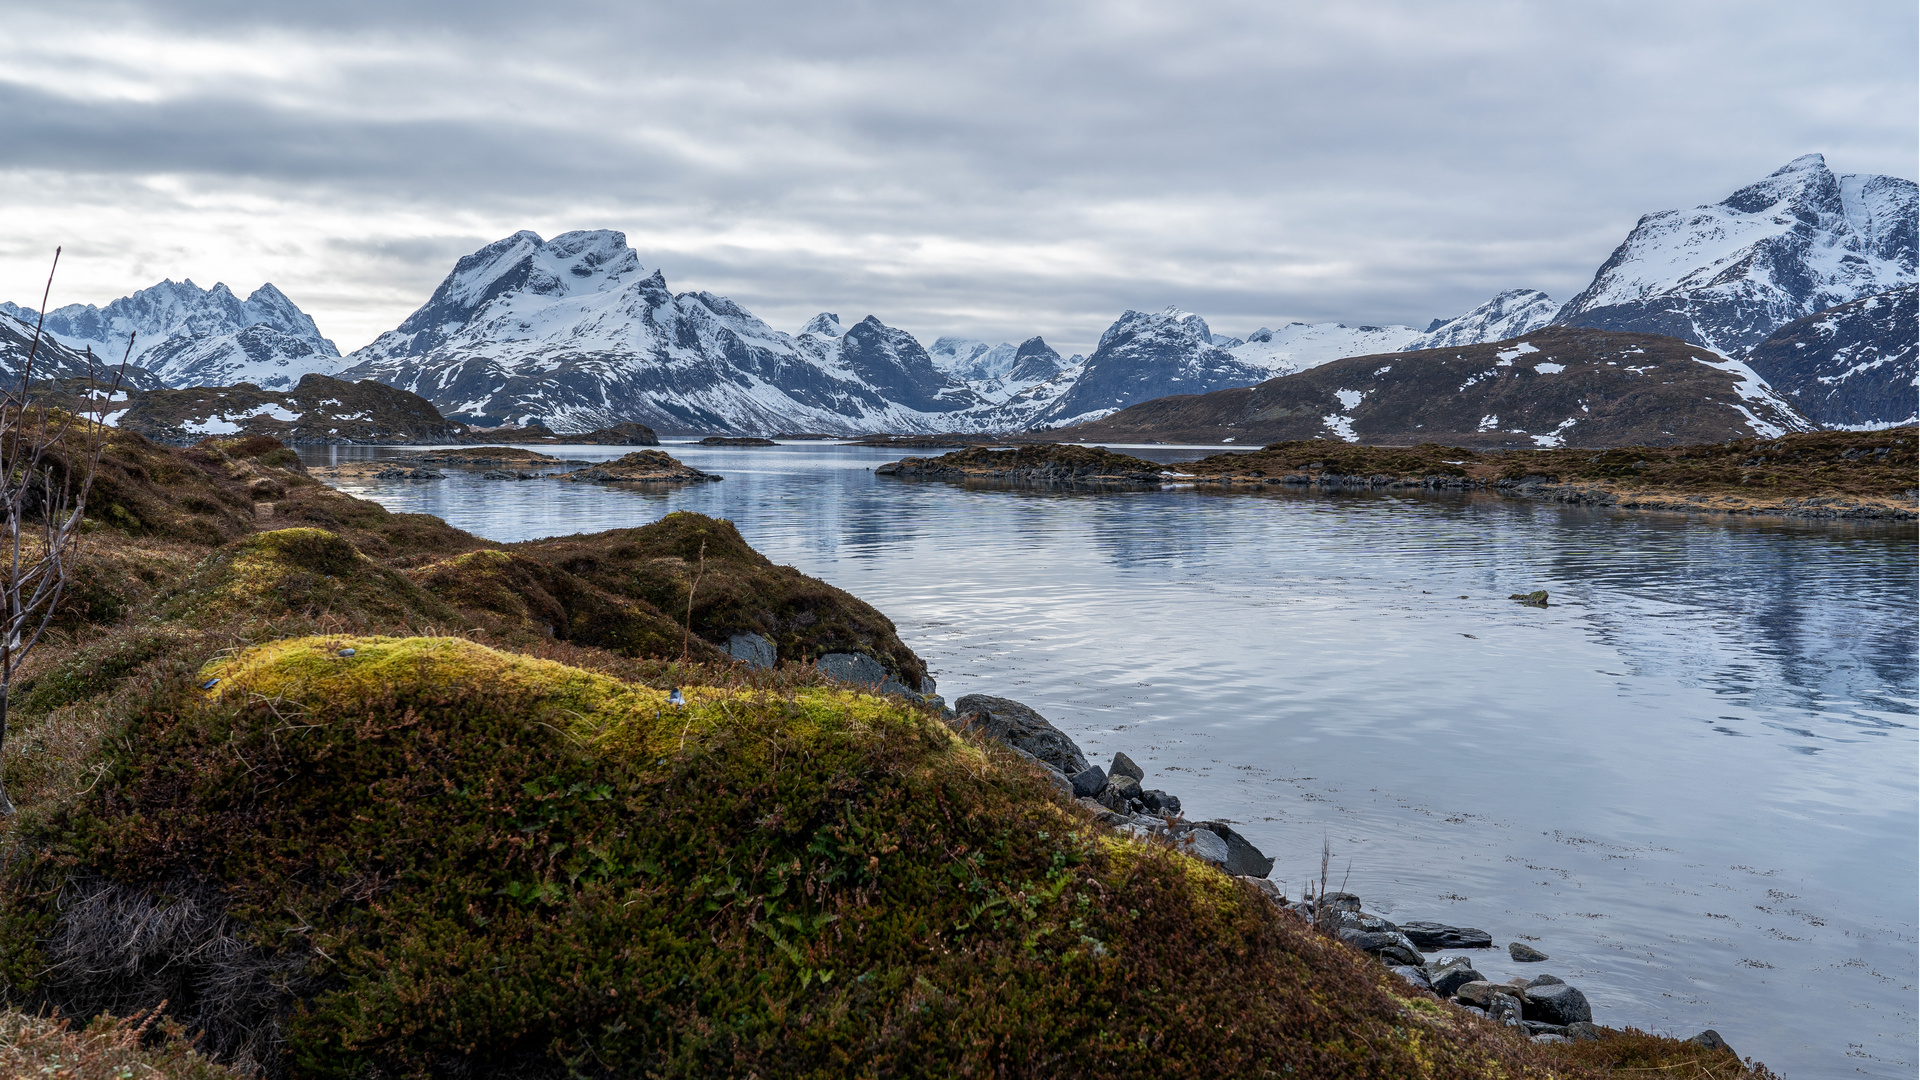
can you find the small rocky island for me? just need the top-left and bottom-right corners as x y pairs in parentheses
(561, 449), (721, 483)
(876, 443), (1170, 485)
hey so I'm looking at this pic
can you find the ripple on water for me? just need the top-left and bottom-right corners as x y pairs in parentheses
(305, 441), (1918, 1080)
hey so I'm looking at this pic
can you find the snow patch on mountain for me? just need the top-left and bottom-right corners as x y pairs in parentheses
(1226, 321), (1418, 375)
(1404, 289), (1559, 351)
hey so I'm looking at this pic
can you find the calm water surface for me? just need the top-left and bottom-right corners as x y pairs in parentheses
(304, 441), (1919, 1079)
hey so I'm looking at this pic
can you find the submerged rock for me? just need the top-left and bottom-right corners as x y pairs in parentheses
(1400, 921), (1494, 950)
(1508, 590), (1549, 607)
(1509, 942), (1549, 962)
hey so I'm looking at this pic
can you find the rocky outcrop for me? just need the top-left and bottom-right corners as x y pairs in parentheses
(560, 450), (720, 484)
(877, 444), (1168, 486)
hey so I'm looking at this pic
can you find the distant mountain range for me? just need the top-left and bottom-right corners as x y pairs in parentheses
(10, 154), (1913, 438)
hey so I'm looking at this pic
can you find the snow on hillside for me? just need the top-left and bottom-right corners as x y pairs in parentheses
(1403, 289), (1559, 351)
(1225, 321), (1420, 376)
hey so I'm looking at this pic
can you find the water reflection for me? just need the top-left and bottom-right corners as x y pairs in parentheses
(304, 441), (1918, 1079)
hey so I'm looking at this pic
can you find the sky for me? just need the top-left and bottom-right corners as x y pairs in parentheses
(2, 0), (1914, 356)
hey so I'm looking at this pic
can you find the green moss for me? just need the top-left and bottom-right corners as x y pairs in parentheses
(165, 527), (459, 630)
(519, 513), (926, 685)
(6, 634), (1578, 1079)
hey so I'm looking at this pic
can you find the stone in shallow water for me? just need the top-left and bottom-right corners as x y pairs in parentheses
(1509, 941), (1549, 962)
(1399, 920), (1494, 950)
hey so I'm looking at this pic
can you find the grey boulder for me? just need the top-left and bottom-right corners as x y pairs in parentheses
(1565, 1021), (1602, 1041)
(1140, 789), (1181, 814)
(819, 652), (931, 703)
(727, 632), (776, 669)
(1688, 1030), (1733, 1054)
(1337, 929), (1425, 968)
(1175, 827), (1232, 866)
(952, 694), (1092, 776)
(1107, 774), (1143, 803)
(1486, 992), (1525, 1027)
(1424, 957), (1485, 998)
(1196, 821), (1274, 878)
(1508, 942), (1549, 962)
(1388, 965), (1431, 990)
(1109, 751), (1145, 781)
(1070, 765), (1108, 798)
(1522, 983), (1593, 1026)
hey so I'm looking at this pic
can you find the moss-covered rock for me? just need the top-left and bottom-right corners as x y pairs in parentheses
(519, 512), (926, 686)
(1, 634), (1571, 1079)
(165, 528), (459, 630)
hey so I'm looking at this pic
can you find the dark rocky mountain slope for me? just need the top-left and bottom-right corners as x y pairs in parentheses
(1062, 328), (1810, 448)
(1744, 285), (1916, 430)
(107, 374), (462, 444)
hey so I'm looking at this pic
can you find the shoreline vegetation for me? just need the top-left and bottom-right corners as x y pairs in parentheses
(876, 426), (1920, 521)
(0, 428), (1780, 1077)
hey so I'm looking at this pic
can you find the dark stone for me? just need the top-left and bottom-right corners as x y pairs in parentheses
(1174, 826), (1231, 866)
(1487, 992), (1525, 1027)
(1337, 929), (1424, 967)
(1196, 821), (1275, 878)
(1508, 590), (1549, 607)
(1140, 789), (1181, 814)
(952, 694), (1092, 776)
(1522, 983), (1593, 1026)
(1106, 774), (1142, 803)
(1400, 921), (1494, 950)
(1388, 965), (1431, 991)
(1070, 765), (1108, 799)
(1453, 981), (1500, 1008)
(1095, 786), (1129, 812)
(1109, 751), (1145, 781)
(1565, 1021), (1602, 1041)
(1687, 1030), (1734, 1054)
(1525, 974), (1564, 988)
(1236, 876), (1284, 905)
(726, 632), (776, 669)
(1523, 1021), (1567, 1036)
(816, 652), (887, 685)
(1320, 892), (1362, 913)
(1424, 958), (1485, 998)
(1508, 942), (1549, 962)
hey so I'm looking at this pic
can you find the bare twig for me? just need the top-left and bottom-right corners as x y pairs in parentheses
(0, 248), (130, 815)
(680, 539), (706, 663)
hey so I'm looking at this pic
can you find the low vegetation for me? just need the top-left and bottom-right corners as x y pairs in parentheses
(0, 431), (1779, 1077)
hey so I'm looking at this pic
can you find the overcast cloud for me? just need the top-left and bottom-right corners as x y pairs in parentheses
(1, 0), (1913, 354)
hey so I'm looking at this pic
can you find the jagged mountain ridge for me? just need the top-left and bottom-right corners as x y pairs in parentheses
(0, 311), (161, 390)
(1062, 328), (1811, 448)
(1030, 307), (1277, 428)
(1554, 154), (1917, 355)
(1, 278), (343, 390)
(1405, 289), (1560, 352)
(1745, 285), (1917, 430)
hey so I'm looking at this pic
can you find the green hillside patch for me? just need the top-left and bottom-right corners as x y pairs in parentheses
(3, 634), (1564, 1079)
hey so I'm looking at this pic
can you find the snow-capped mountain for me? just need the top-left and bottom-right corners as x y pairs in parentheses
(339, 231), (1004, 434)
(1224, 321), (1421, 376)
(0, 279), (342, 390)
(927, 335), (1071, 404)
(1744, 285), (1916, 430)
(1403, 289), (1559, 352)
(1028, 307), (1274, 428)
(0, 310), (161, 390)
(929, 337), (1019, 381)
(1554, 154), (1917, 354)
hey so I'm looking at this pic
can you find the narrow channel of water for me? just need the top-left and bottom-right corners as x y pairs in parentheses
(301, 441), (1919, 1079)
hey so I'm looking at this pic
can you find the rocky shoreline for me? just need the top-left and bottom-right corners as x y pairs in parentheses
(315, 447), (721, 485)
(878, 429), (1920, 521)
(881, 684), (1743, 1054)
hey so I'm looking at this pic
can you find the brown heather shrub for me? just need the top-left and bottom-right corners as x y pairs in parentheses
(0, 1004), (244, 1079)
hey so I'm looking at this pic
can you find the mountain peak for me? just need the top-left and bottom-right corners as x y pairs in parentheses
(802, 313), (844, 337)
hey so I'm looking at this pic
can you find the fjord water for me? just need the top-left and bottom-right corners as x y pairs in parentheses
(306, 441), (1917, 1079)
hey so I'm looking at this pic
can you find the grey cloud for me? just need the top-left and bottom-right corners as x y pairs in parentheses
(4, 0), (1913, 353)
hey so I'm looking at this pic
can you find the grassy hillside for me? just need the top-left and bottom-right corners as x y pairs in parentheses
(0, 429), (1774, 1078)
